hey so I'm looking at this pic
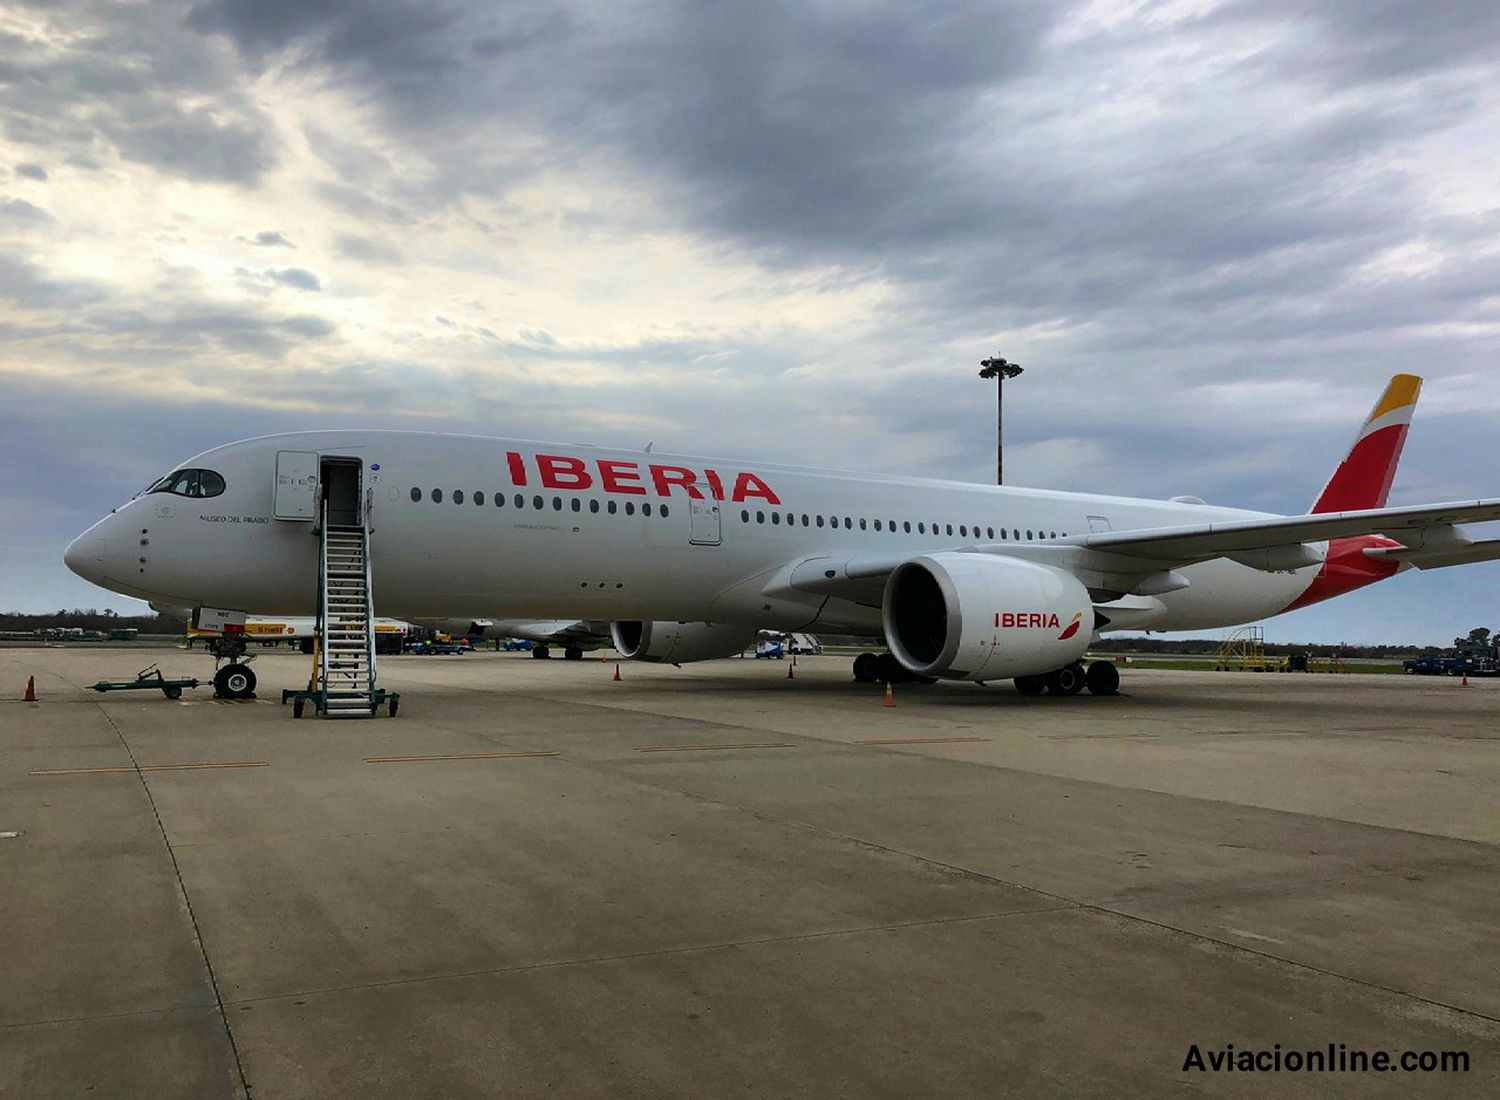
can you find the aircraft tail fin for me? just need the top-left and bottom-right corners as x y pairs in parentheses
(1308, 374), (1421, 514)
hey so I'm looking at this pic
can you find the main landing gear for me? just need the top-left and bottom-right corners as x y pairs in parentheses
(851, 651), (935, 685)
(1015, 660), (1119, 697)
(852, 651), (1119, 696)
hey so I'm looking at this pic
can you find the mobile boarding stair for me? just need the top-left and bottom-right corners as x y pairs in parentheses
(283, 501), (399, 718)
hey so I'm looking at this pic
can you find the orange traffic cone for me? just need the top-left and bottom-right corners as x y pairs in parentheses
(882, 682), (895, 708)
(1461, 674), (1470, 687)
(613, 663), (622, 682)
(24, 675), (37, 702)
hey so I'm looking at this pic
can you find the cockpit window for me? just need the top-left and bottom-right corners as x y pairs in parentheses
(148, 468), (226, 498)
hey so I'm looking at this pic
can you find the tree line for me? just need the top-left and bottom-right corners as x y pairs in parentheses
(0, 609), (187, 633)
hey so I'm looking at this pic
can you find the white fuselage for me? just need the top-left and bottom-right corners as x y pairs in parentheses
(66, 431), (1318, 633)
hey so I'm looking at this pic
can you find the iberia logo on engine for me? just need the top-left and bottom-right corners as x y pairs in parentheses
(995, 610), (1084, 641)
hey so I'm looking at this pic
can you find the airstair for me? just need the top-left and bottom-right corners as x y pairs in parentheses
(283, 496), (399, 718)
(320, 509), (378, 717)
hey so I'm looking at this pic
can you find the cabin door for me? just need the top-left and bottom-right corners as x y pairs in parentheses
(688, 498), (722, 546)
(274, 451), (319, 521)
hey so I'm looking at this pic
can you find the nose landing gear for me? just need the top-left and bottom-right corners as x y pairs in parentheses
(206, 634), (258, 699)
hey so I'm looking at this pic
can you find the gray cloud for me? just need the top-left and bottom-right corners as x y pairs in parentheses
(242, 229), (294, 247)
(0, 0), (276, 184)
(333, 231), (403, 265)
(14, 163), (48, 180)
(265, 267), (322, 291)
(0, 196), (54, 226)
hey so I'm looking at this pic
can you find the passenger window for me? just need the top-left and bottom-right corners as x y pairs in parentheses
(625, 501), (635, 515)
(410, 487), (421, 502)
(843, 517), (851, 529)
(742, 509), (750, 522)
(643, 502), (653, 516)
(903, 521), (911, 533)
(496, 493), (505, 507)
(475, 491), (485, 505)
(859, 518), (867, 530)
(514, 494), (524, 508)
(1000, 528), (1007, 540)
(553, 497), (562, 510)
(918, 522), (925, 534)
(571, 498), (581, 512)
(772, 512), (781, 525)
(531, 495), (542, 509)
(432, 488), (443, 503)
(757, 511), (765, 523)
(590, 499), (599, 513)
(816, 515), (824, 528)
(660, 504), (669, 518)
(945, 524), (953, 536)
(1026, 529), (1033, 540)
(454, 490), (464, 504)
(1013, 529), (1020, 540)
(959, 525), (967, 537)
(874, 520), (882, 531)
(608, 500), (618, 515)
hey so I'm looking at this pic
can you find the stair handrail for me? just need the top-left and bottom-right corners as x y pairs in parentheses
(317, 496), (330, 700)
(362, 512), (377, 702)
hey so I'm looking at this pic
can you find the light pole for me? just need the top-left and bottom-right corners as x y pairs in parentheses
(978, 354), (1023, 485)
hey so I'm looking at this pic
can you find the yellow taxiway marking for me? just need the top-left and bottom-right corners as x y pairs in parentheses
(637, 742), (795, 753)
(855, 737), (994, 746)
(31, 762), (269, 776)
(364, 751), (560, 763)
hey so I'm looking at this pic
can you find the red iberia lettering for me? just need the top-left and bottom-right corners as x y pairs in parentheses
(597, 459), (647, 495)
(730, 471), (780, 505)
(537, 454), (592, 490)
(997, 612), (1062, 629)
(505, 451), (528, 487)
(649, 464), (704, 499)
(703, 469), (726, 501)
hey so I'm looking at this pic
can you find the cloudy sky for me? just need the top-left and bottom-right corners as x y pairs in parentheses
(4, 0), (1497, 643)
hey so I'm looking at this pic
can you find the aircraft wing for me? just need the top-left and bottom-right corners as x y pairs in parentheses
(1073, 499), (1500, 566)
(779, 498), (1500, 608)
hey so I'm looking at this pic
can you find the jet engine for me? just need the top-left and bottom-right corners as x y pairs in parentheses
(610, 621), (759, 663)
(882, 553), (1093, 681)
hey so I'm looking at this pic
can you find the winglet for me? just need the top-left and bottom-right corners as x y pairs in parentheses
(1308, 374), (1421, 514)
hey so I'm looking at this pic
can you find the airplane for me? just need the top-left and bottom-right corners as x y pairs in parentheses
(429, 618), (610, 659)
(64, 374), (1500, 699)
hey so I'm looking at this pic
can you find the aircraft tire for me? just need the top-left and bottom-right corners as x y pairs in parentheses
(1045, 663), (1086, 696)
(532, 646), (551, 660)
(1085, 660), (1120, 695)
(564, 646), (583, 661)
(215, 663), (257, 699)
(1014, 674), (1046, 696)
(852, 651), (879, 683)
(873, 652), (902, 684)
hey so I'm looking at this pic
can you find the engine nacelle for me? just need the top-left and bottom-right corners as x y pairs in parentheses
(882, 553), (1093, 681)
(610, 621), (758, 663)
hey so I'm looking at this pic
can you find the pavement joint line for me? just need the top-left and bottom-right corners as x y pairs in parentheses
(30, 762), (269, 776)
(854, 736), (994, 745)
(90, 701), (253, 1098)
(219, 903), (1085, 1008)
(636, 742), (796, 753)
(363, 751), (559, 763)
(544, 746), (1500, 1027)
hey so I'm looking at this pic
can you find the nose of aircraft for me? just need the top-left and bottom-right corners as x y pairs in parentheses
(64, 516), (129, 589)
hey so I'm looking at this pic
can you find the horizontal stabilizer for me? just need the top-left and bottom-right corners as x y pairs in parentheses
(1364, 538), (1500, 570)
